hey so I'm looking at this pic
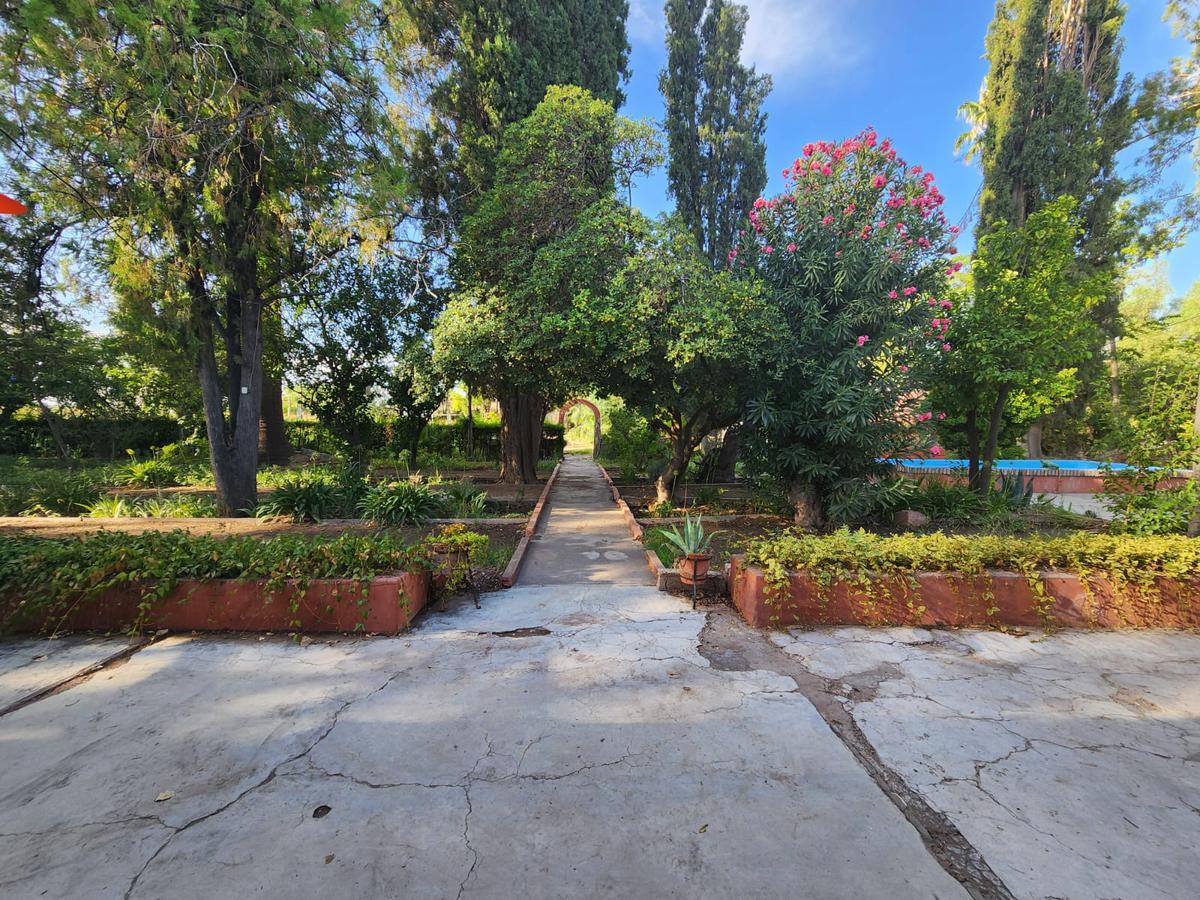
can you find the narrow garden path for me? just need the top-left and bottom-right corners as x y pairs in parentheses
(518, 454), (651, 586)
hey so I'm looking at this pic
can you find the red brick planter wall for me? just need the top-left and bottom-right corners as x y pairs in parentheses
(728, 555), (1200, 630)
(17, 572), (430, 635)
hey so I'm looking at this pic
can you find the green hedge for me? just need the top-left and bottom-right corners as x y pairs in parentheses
(743, 528), (1200, 594)
(0, 531), (428, 633)
(285, 418), (565, 461)
(0, 417), (181, 458)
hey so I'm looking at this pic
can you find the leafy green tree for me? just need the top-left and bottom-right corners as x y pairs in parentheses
(433, 86), (654, 482)
(2, 0), (404, 513)
(962, 0), (1138, 454)
(0, 210), (117, 455)
(285, 254), (438, 461)
(385, 340), (450, 467)
(735, 131), (956, 527)
(615, 218), (786, 502)
(660, 0), (771, 266)
(397, 0), (630, 225)
(931, 198), (1101, 491)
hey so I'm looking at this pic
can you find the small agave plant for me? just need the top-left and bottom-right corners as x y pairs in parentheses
(656, 513), (718, 586)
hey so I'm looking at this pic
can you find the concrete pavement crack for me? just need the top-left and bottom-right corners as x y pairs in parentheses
(697, 607), (1016, 900)
(122, 661), (415, 899)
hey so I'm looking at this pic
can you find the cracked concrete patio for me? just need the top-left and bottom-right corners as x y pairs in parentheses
(1, 458), (1197, 898)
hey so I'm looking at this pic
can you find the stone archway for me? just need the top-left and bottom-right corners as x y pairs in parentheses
(556, 398), (602, 457)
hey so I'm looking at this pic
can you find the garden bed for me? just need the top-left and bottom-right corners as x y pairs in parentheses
(729, 531), (1200, 630)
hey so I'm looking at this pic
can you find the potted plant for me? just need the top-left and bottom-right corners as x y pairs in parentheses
(422, 524), (489, 598)
(656, 513), (718, 586)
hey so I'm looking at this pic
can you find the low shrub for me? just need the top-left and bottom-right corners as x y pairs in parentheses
(1101, 464), (1197, 536)
(358, 481), (443, 526)
(255, 476), (346, 522)
(0, 531), (428, 633)
(742, 528), (1200, 599)
(114, 453), (182, 488)
(440, 480), (488, 518)
(6, 469), (104, 516)
(84, 495), (220, 518)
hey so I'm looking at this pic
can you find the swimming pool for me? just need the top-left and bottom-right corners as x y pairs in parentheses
(890, 458), (1139, 473)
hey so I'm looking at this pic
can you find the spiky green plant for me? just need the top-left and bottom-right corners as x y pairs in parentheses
(654, 513), (718, 559)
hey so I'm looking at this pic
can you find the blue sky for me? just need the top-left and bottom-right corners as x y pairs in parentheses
(621, 0), (1198, 296)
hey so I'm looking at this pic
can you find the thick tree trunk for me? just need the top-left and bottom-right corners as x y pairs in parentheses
(258, 374), (292, 464)
(655, 433), (693, 505)
(713, 422), (742, 482)
(789, 482), (825, 531)
(498, 393), (544, 484)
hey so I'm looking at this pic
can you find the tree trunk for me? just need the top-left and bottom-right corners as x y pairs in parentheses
(965, 408), (982, 493)
(713, 422), (742, 482)
(1025, 420), (1043, 460)
(407, 421), (425, 469)
(789, 482), (825, 531)
(35, 398), (69, 459)
(498, 393), (543, 484)
(655, 431), (693, 505)
(979, 386), (1011, 494)
(258, 374), (291, 464)
(465, 385), (474, 457)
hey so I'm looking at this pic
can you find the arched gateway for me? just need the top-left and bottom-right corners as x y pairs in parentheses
(555, 398), (602, 457)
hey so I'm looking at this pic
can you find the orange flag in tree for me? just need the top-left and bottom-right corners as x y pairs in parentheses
(0, 193), (28, 215)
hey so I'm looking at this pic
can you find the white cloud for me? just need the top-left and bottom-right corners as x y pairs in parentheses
(628, 0), (863, 83)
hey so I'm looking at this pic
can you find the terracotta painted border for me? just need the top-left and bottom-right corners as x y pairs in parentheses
(728, 555), (1200, 630)
(14, 571), (430, 635)
(500, 460), (561, 587)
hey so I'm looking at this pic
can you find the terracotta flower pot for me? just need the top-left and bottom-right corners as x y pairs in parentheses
(677, 552), (712, 586)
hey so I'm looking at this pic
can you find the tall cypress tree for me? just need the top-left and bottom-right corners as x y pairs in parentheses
(660, 0), (770, 266)
(965, 0), (1135, 454)
(397, 0), (631, 225)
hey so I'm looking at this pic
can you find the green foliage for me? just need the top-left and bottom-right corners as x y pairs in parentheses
(614, 216), (787, 499)
(743, 528), (1200, 599)
(1101, 453), (1199, 535)
(256, 477), (345, 524)
(114, 452), (182, 488)
(398, 0), (631, 224)
(654, 513), (718, 559)
(968, 0), (1135, 331)
(0, 417), (181, 459)
(0, 467), (104, 516)
(358, 481), (443, 527)
(84, 495), (221, 519)
(735, 130), (955, 525)
(600, 406), (668, 480)
(660, 0), (771, 264)
(286, 254), (443, 460)
(0, 531), (427, 633)
(3, 0), (405, 514)
(931, 198), (1101, 486)
(435, 86), (650, 403)
(440, 481), (488, 518)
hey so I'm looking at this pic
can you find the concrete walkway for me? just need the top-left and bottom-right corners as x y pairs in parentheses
(0, 590), (964, 900)
(518, 455), (651, 586)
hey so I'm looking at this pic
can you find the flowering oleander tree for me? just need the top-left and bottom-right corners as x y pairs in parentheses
(733, 129), (959, 527)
